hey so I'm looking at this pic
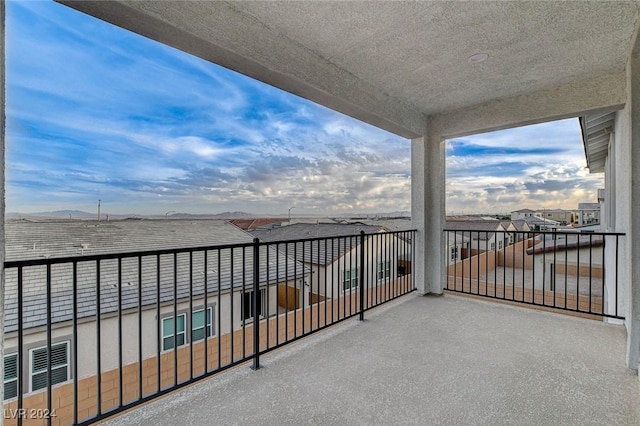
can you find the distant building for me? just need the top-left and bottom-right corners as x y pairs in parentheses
(500, 220), (532, 243)
(251, 223), (412, 300)
(534, 209), (574, 226)
(444, 220), (508, 254)
(576, 202), (601, 226)
(510, 209), (536, 220)
(511, 208), (575, 227)
(522, 216), (561, 231)
(3, 220), (308, 406)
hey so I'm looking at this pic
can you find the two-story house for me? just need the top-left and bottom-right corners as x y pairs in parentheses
(250, 223), (411, 303)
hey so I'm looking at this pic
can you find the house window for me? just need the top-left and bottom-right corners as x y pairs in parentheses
(162, 314), (186, 351)
(490, 243), (495, 251)
(243, 289), (267, 321)
(30, 341), (69, 392)
(342, 268), (359, 292)
(191, 308), (213, 342)
(4, 353), (18, 400)
(450, 247), (458, 261)
(397, 257), (409, 277)
(498, 241), (503, 250)
(377, 261), (391, 279)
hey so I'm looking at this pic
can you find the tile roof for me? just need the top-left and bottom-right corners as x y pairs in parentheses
(444, 220), (507, 242)
(523, 217), (560, 226)
(526, 234), (604, 255)
(444, 220), (505, 232)
(6, 219), (256, 261)
(228, 218), (284, 231)
(445, 233), (471, 244)
(251, 223), (387, 266)
(355, 218), (414, 231)
(252, 223), (384, 240)
(510, 220), (531, 232)
(4, 220), (309, 333)
(499, 220), (531, 231)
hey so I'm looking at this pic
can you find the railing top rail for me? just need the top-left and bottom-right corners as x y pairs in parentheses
(4, 229), (417, 269)
(4, 240), (260, 268)
(255, 229), (417, 247)
(443, 228), (625, 237)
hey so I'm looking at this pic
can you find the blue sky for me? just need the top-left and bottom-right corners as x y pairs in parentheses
(447, 120), (603, 214)
(6, 1), (603, 216)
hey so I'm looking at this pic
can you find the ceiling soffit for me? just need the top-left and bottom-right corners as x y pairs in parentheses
(59, 1), (639, 138)
(580, 111), (617, 173)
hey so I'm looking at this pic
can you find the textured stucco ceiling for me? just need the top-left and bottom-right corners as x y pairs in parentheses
(60, 1), (639, 137)
(231, 1), (637, 113)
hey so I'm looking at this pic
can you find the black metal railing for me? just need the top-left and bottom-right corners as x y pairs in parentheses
(2, 230), (415, 425)
(443, 229), (625, 319)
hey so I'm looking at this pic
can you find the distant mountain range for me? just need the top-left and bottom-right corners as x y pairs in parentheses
(6, 210), (411, 221)
(6, 210), (97, 219)
(6, 210), (261, 220)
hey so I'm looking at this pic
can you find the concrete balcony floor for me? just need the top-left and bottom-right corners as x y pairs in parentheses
(102, 294), (640, 425)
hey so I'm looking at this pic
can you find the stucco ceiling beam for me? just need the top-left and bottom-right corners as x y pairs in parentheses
(430, 72), (626, 140)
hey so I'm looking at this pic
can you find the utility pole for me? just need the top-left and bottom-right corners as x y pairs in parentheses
(97, 199), (101, 222)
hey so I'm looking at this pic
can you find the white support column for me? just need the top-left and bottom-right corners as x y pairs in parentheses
(627, 48), (640, 370)
(1, 0), (6, 413)
(411, 119), (445, 295)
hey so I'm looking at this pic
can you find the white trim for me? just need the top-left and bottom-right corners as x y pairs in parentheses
(449, 247), (459, 261)
(161, 313), (187, 352)
(342, 268), (359, 292)
(191, 307), (214, 341)
(242, 289), (267, 322)
(29, 341), (70, 393)
(377, 260), (391, 280)
(3, 353), (18, 401)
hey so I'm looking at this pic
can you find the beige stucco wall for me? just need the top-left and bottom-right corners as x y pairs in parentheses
(309, 234), (410, 299)
(628, 37), (640, 369)
(1, 281), (296, 397)
(603, 122), (625, 322)
(532, 246), (604, 288)
(603, 129), (626, 320)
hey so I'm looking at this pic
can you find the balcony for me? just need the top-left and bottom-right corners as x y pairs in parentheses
(4, 224), (639, 425)
(101, 293), (639, 425)
(444, 229), (625, 321)
(2, 227), (415, 425)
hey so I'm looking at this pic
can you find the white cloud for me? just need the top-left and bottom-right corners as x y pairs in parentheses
(6, 2), (604, 218)
(445, 119), (604, 214)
